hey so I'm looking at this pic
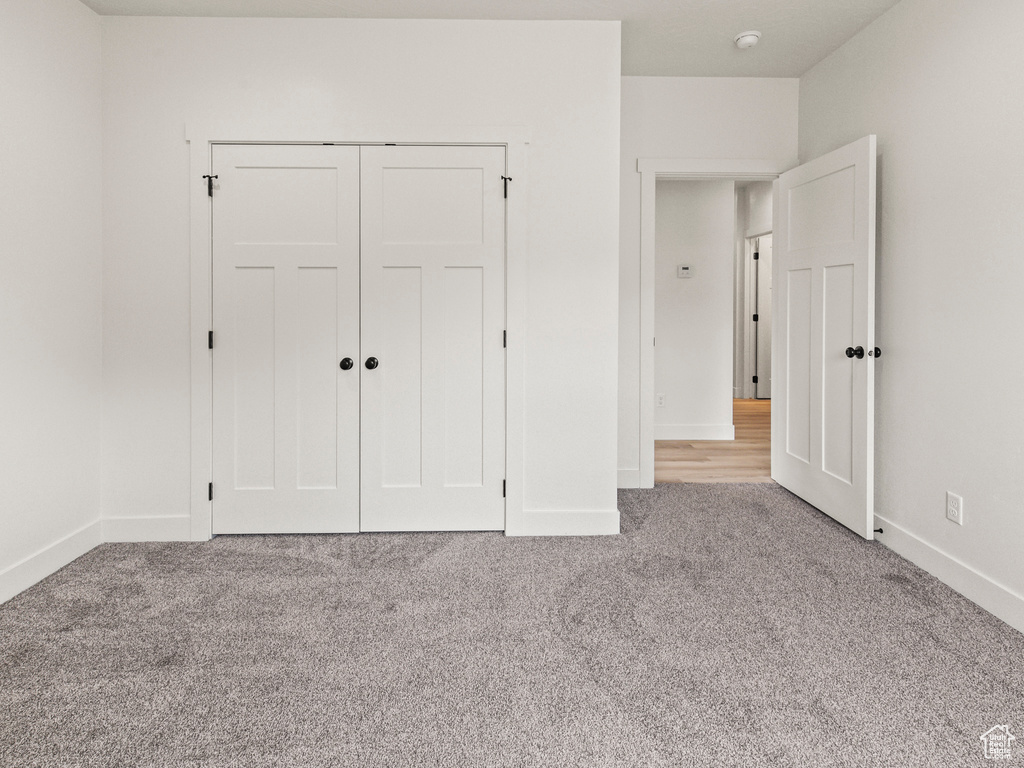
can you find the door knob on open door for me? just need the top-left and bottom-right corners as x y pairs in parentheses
(365, 357), (379, 369)
(845, 346), (865, 359)
(339, 358), (354, 370)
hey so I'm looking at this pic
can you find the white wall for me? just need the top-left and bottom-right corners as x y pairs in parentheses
(800, 0), (1024, 630)
(0, 0), (103, 602)
(101, 18), (622, 534)
(654, 181), (735, 439)
(619, 77), (798, 481)
(744, 182), (773, 239)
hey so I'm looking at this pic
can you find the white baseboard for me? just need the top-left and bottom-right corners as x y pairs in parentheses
(506, 509), (620, 537)
(618, 469), (640, 488)
(0, 520), (102, 605)
(654, 424), (735, 441)
(102, 515), (191, 542)
(875, 514), (1024, 634)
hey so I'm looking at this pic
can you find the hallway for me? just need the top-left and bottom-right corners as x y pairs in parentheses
(655, 399), (771, 483)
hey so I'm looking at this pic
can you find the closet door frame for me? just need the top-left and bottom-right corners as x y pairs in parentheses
(186, 125), (529, 541)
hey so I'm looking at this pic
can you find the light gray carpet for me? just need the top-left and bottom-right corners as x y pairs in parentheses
(2, 484), (1022, 767)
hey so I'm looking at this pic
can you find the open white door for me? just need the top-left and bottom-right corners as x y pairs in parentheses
(359, 145), (506, 532)
(772, 135), (877, 539)
(211, 144), (361, 534)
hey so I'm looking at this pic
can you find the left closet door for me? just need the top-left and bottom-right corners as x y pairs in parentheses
(212, 145), (361, 533)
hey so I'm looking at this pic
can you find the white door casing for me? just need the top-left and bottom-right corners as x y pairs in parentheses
(211, 144), (361, 534)
(771, 135), (876, 539)
(630, 158), (786, 489)
(359, 145), (507, 532)
(755, 234), (773, 399)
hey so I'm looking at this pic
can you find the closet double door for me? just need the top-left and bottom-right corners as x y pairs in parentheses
(211, 144), (506, 534)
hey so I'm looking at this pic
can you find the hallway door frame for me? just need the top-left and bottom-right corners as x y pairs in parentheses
(631, 158), (785, 489)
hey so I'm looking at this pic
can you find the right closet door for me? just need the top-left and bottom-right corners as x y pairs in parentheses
(359, 145), (507, 532)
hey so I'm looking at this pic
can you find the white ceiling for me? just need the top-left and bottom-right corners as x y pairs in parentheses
(77, 0), (901, 77)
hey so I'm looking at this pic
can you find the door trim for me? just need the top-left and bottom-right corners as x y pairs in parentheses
(632, 158), (786, 489)
(187, 124), (529, 540)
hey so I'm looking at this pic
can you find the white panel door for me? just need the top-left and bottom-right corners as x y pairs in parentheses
(359, 145), (506, 531)
(212, 144), (360, 534)
(772, 135), (876, 539)
(755, 235), (773, 399)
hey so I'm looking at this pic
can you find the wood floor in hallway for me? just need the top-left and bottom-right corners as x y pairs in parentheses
(655, 399), (772, 483)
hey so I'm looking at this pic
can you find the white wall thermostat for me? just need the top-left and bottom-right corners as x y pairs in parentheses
(676, 265), (693, 279)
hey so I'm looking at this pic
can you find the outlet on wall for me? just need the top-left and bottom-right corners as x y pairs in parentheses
(946, 491), (964, 525)
(656, 393), (666, 407)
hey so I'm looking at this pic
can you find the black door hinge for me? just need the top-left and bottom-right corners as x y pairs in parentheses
(503, 330), (507, 348)
(501, 176), (512, 198)
(503, 479), (506, 498)
(753, 251), (759, 260)
(208, 482), (213, 501)
(202, 174), (218, 197)
(753, 314), (759, 322)
(752, 375), (759, 384)
(208, 330), (214, 349)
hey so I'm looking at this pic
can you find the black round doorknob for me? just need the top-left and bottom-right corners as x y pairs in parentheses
(845, 346), (865, 359)
(339, 358), (354, 370)
(365, 357), (379, 370)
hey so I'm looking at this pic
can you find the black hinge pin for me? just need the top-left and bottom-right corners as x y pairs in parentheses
(503, 330), (507, 348)
(752, 375), (759, 384)
(202, 174), (218, 197)
(208, 330), (214, 350)
(501, 175), (512, 198)
(503, 479), (506, 498)
(208, 482), (213, 501)
(753, 251), (759, 260)
(753, 314), (759, 322)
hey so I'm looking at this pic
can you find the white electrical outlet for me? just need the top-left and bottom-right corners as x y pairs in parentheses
(656, 393), (666, 407)
(946, 491), (964, 525)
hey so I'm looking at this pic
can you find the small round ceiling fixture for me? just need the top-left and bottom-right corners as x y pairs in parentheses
(734, 30), (761, 49)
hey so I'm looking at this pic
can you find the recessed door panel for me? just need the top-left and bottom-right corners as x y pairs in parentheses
(788, 166), (856, 251)
(381, 266), (423, 488)
(234, 167), (339, 245)
(296, 266), (339, 490)
(382, 168), (484, 244)
(443, 266), (485, 488)
(822, 264), (855, 484)
(785, 268), (812, 464)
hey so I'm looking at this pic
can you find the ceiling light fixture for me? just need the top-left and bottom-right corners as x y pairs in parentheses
(734, 30), (761, 49)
